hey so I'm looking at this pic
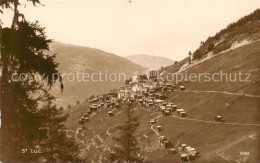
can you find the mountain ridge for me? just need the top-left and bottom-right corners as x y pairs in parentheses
(125, 54), (174, 70)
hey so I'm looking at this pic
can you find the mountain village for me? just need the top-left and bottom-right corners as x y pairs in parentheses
(78, 69), (203, 162)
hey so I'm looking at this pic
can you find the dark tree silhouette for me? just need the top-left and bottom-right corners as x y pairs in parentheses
(188, 51), (192, 65)
(111, 103), (143, 163)
(0, 0), (82, 162)
(38, 93), (82, 162)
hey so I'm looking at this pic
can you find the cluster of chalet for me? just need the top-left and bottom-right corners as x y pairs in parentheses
(78, 69), (187, 127)
(117, 70), (186, 116)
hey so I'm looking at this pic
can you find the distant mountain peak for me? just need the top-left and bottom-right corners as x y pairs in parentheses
(125, 54), (174, 70)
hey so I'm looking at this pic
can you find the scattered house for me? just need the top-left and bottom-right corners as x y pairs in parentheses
(150, 119), (156, 125)
(83, 115), (89, 121)
(178, 146), (183, 153)
(166, 104), (172, 109)
(160, 106), (166, 112)
(115, 103), (120, 108)
(118, 90), (125, 99)
(148, 70), (158, 79)
(157, 125), (162, 132)
(181, 153), (189, 162)
(155, 99), (164, 105)
(181, 144), (187, 148)
(118, 89), (130, 99)
(162, 101), (168, 106)
(180, 111), (187, 117)
(170, 148), (177, 154)
(107, 111), (113, 117)
(92, 98), (99, 103)
(105, 101), (111, 107)
(163, 139), (171, 149)
(162, 86), (168, 91)
(179, 86), (185, 91)
(90, 105), (97, 112)
(164, 109), (171, 116)
(187, 148), (197, 158)
(158, 136), (170, 149)
(166, 108), (171, 112)
(215, 115), (225, 122)
(138, 99), (144, 105)
(176, 109), (185, 116)
(146, 99), (154, 107)
(78, 127), (83, 133)
(184, 146), (192, 153)
(111, 101), (116, 107)
(172, 105), (177, 111)
(158, 136), (165, 144)
(166, 83), (174, 91)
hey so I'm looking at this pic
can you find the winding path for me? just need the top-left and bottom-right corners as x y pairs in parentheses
(150, 125), (160, 136)
(177, 90), (260, 98)
(172, 115), (260, 127)
(150, 115), (163, 136)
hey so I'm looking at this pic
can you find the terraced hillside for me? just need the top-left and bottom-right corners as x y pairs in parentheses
(65, 40), (260, 163)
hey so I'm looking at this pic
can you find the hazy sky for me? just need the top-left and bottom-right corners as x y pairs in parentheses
(1, 0), (259, 60)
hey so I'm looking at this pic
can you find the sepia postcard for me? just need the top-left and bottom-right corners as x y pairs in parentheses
(0, 0), (260, 162)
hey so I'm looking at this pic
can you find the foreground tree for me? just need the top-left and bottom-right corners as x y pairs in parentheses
(110, 104), (143, 163)
(38, 93), (82, 162)
(0, 0), (82, 162)
(188, 51), (192, 65)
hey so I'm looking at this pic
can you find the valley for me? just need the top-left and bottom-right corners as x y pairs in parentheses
(65, 40), (260, 163)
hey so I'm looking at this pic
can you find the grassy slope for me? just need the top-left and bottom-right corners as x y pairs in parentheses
(148, 41), (260, 163)
(65, 41), (260, 163)
(165, 41), (260, 94)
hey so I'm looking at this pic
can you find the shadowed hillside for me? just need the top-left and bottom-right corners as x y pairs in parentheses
(48, 42), (146, 107)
